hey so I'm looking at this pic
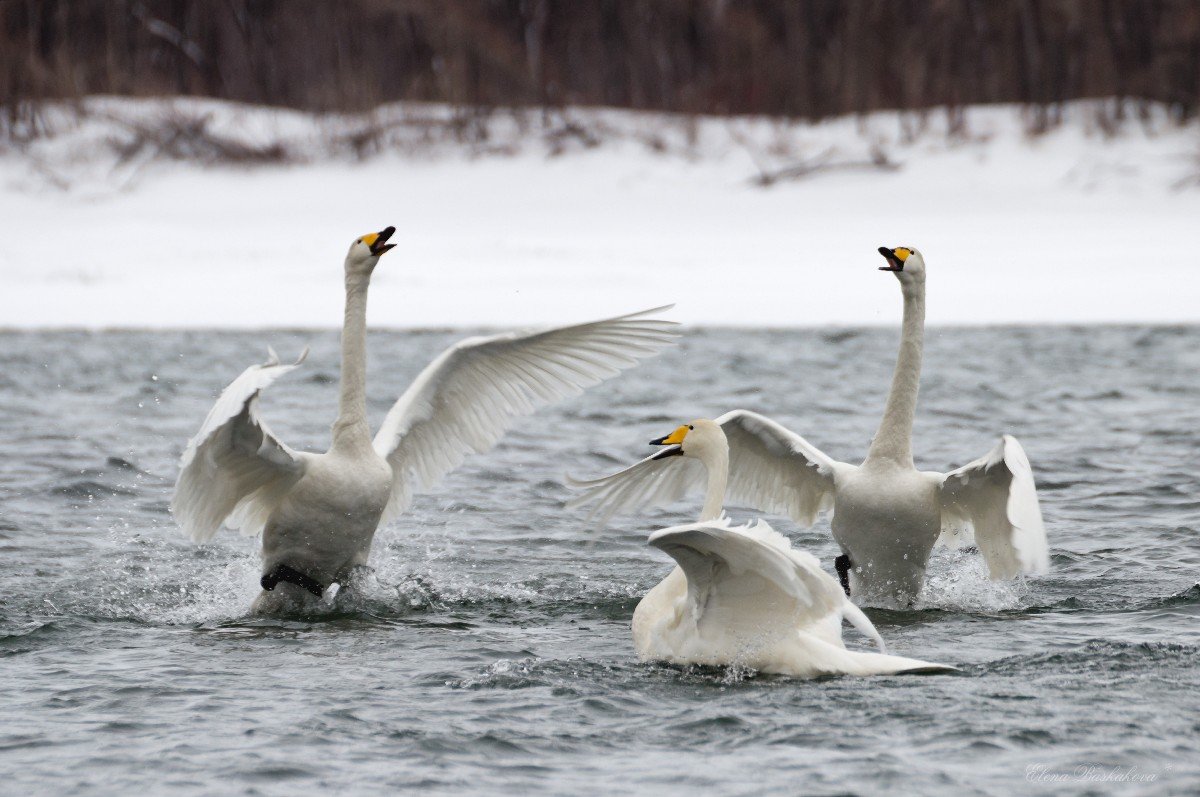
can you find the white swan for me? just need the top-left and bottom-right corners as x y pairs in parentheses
(171, 227), (678, 612)
(568, 247), (1049, 606)
(579, 419), (955, 677)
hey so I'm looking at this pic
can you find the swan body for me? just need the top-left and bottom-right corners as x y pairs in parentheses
(591, 420), (955, 677)
(255, 436), (392, 601)
(568, 248), (1049, 606)
(832, 462), (942, 600)
(172, 227), (678, 612)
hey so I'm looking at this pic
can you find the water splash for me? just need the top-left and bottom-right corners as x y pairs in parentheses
(916, 549), (1030, 613)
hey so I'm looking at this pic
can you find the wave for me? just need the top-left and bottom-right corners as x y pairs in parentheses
(51, 479), (137, 500)
(1144, 583), (1200, 608)
(985, 638), (1200, 675)
(0, 619), (71, 657)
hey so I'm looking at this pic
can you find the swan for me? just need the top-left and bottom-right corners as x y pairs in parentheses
(567, 247), (1049, 606)
(171, 226), (678, 612)
(575, 419), (956, 677)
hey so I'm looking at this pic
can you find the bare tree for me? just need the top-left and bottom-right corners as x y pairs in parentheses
(2, 0), (1197, 140)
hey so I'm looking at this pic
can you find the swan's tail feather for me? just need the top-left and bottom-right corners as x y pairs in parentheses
(845, 650), (960, 676)
(840, 599), (886, 653)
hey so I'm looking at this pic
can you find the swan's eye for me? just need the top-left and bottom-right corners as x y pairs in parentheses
(688, 425), (694, 430)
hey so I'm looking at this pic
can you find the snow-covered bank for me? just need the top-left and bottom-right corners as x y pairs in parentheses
(1, 98), (1198, 328)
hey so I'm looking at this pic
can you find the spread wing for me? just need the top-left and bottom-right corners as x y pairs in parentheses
(172, 348), (309, 543)
(938, 435), (1050, 580)
(372, 306), (678, 524)
(567, 409), (842, 526)
(565, 449), (708, 524)
(720, 410), (841, 526)
(647, 518), (852, 640)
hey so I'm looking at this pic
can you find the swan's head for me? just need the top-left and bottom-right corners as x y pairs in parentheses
(649, 418), (726, 461)
(345, 226), (397, 274)
(877, 246), (925, 283)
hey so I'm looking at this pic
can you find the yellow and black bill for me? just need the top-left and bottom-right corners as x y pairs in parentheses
(878, 246), (911, 272)
(649, 424), (691, 459)
(361, 226), (397, 256)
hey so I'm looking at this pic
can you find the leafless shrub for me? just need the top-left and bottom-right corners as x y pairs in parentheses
(749, 144), (901, 188)
(109, 111), (290, 166)
(1172, 135), (1200, 190)
(946, 105), (968, 141)
(0, 101), (51, 145)
(335, 119), (397, 162)
(446, 106), (495, 145)
(545, 118), (601, 157)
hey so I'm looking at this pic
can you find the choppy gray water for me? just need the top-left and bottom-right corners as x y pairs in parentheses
(1, 327), (1198, 796)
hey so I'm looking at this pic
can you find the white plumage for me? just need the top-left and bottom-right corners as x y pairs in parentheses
(372, 309), (678, 525)
(173, 347), (309, 543)
(171, 227), (677, 611)
(586, 419), (955, 677)
(939, 434), (1050, 579)
(567, 409), (837, 526)
(569, 248), (1049, 605)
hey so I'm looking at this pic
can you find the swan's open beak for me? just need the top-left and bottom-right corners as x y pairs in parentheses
(369, 226), (396, 257)
(649, 424), (688, 459)
(878, 246), (905, 272)
(649, 440), (683, 459)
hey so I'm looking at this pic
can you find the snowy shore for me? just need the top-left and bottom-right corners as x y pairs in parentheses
(1, 98), (1198, 328)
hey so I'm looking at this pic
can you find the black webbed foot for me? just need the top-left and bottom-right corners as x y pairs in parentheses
(834, 554), (852, 597)
(260, 563), (325, 597)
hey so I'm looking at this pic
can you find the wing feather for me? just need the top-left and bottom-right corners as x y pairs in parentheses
(938, 434), (1050, 579)
(566, 410), (841, 526)
(648, 518), (847, 638)
(565, 451), (707, 524)
(373, 307), (678, 523)
(171, 348), (308, 543)
(718, 410), (840, 526)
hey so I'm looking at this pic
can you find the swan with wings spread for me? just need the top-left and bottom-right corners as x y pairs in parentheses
(596, 419), (954, 677)
(569, 247), (1048, 606)
(172, 227), (677, 612)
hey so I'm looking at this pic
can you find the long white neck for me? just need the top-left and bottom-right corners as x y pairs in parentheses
(697, 443), (729, 523)
(865, 278), (925, 467)
(332, 270), (372, 450)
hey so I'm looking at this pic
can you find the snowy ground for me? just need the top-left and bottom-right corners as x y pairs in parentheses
(1, 97), (1198, 328)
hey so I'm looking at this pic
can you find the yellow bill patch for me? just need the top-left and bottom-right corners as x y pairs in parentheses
(893, 247), (912, 261)
(360, 232), (380, 247)
(660, 424), (691, 445)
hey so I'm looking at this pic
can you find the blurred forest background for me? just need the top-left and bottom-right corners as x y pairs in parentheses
(3, 0), (1200, 138)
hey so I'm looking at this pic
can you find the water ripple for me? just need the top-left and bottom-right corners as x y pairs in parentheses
(1, 327), (1198, 794)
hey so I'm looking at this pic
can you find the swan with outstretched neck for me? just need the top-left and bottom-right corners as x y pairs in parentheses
(569, 247), (1049, 606)
(590, 419), (955, 677)
(172, 227), (677, 612)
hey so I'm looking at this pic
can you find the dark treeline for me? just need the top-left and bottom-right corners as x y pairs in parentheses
(4, 0), (1200, 131)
